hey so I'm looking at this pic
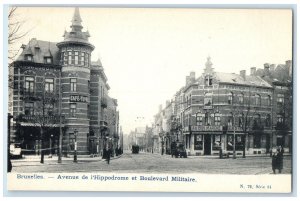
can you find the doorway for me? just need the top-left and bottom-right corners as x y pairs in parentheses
(204, 135), (211, 155)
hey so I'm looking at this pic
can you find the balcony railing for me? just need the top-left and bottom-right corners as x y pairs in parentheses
(100, 120), (108, 128)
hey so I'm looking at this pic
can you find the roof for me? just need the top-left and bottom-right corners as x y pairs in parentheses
(214, 72), (273, 88)
(16, 39), (60, 65)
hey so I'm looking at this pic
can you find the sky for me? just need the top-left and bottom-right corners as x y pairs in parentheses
(10, 7), (292, 134)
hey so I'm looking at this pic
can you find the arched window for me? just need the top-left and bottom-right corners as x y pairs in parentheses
(228, 92), (233, 105)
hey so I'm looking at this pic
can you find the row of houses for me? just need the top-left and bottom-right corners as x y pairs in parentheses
(153, 57), (292, 156)
(9, 8), (121, 156)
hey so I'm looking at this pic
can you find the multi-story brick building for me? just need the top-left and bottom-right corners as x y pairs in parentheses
(11, 8), (119, 156)
(155, 57), (292, 156)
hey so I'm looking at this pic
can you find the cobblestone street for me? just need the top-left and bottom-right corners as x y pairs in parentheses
(10, 151), (292, 174)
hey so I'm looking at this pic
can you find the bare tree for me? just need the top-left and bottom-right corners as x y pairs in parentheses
(8, 7), (29, 63)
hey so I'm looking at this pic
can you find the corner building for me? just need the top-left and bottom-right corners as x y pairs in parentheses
(11, 8), (118, 155)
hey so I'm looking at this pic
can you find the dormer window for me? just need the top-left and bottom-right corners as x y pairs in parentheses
(205, 75), (212, 86)
(44, 57), (52, 64)
(25, 55), (33, 61)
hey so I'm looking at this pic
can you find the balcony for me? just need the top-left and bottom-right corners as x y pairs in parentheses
(100, 120), (108, 129)
(101, 97), (107, 108)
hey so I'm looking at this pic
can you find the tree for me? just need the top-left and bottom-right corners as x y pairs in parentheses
(18, 82), (61, 163)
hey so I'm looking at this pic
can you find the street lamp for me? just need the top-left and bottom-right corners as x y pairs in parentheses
(73, 129), (78, 163)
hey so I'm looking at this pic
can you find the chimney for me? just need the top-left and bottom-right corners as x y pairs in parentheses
(270, 64), (276, 72)
(286, 60), (292, 76)
(250, 67), (256, 76)
(240, 70), (246, 80)
(186, 75), (190, 86)
(190, 72), (195, 82)
(264, 63), (270, 75)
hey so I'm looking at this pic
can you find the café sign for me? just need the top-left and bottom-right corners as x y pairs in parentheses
(191, 125), (223, 131)
(70, 95), (88, 103)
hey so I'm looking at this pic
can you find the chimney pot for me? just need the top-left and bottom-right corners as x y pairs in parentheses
(250, 67), (256, 76)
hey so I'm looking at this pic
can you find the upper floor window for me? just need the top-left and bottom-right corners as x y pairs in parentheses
(238, 93), (244, 104)
(70, 78), (77, 92)
(228, 92), (233, 105)
(45, 103), (54, 116)
(228, 113), (233, 127)
(254, 94), (261, 106)
(214, 113), (221, 126)
(277, 94), (284, 107)
(74, 51), (79, 65)
(80, 52), (85, 65)
(25, 55), (33, 61)
(205, 112), (211, 126)
(238, 113), (244, 127)
(277, 114), (284, 123)
(68, 51), (72, 65)
(70, 103), (77, 117)
(196, 115), (202, 126)
(24, 102), (34, 115)
(267, 95), (272, 106)
(44, 57), (52, 64)
(45, 78), (54, 93)
(25, 77), (34, 93)
(205, 75), (213, 86)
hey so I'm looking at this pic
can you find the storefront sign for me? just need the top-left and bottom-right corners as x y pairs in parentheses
(191, 125), (223, 131)
(70, 95), (88, 102)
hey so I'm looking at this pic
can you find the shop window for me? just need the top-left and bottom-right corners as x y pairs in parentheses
(276, 136), (284, 147)
(253, 134), (261, 148)
(194, 135), (203, 150)
(212, 135), (221, 150)
(236, 135), (243, 151)
(227, 134), (234, 150)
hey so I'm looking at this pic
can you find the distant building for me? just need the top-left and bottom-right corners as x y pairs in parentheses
(11, 8), (119, 155)
(154, 57), (292, 156)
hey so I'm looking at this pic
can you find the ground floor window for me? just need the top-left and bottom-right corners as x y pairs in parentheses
(276, 135), (285, 147)
(226, 134), (244, 151)
(212, 135), (221, 150)
(253, 134), (261, 148)
(194, 134), (203, 150)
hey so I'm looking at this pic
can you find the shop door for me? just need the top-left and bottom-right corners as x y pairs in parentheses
(204, 135), (211, 155)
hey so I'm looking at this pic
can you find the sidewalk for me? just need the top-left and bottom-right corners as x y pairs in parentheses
(11, 154), (123, 167)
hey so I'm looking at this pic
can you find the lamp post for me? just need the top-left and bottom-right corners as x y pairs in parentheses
(73, 129), (78, 163)
(233, 114), (236, 159)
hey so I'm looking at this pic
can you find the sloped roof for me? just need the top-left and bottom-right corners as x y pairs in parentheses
(16, 38), (60, 65)
(214, 72), (272, 88)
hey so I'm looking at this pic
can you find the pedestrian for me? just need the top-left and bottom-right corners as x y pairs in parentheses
(271, 152), (277, 174)
(106, 147), (111, 164)
(276, 146), (284, 173)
